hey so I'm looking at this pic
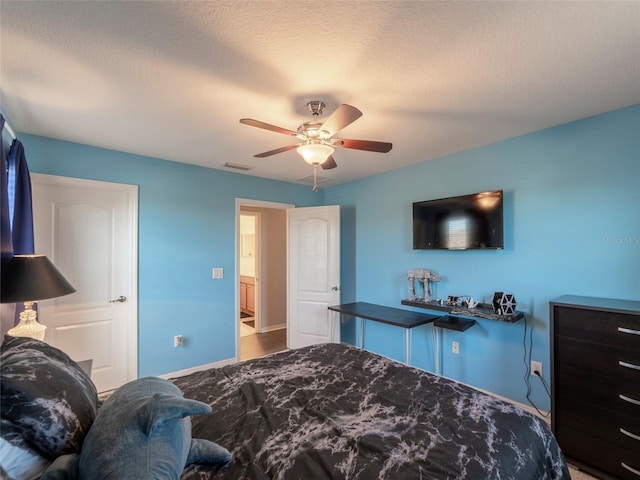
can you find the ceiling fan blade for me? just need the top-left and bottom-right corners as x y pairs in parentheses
(333, 138), (393, 153)
(240, 118), (298, 136)
(253, 144), (299, 158)
(320, 104), (362, 137)
(320, 156), (337, 170)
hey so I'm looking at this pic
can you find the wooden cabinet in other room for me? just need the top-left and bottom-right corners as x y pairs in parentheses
(240, 276), (255, 315)
(550, 295), (640, 480)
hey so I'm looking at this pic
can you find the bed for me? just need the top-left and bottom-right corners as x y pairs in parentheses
(1, 337), (569, 479)
(173, 343), (570, 480)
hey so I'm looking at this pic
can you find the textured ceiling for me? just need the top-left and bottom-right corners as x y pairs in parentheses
(1, 1), (639, 188)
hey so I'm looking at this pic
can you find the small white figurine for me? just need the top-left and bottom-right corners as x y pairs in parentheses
(407, 268), (441, 302)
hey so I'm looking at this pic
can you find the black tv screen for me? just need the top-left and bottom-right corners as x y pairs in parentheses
(413, 190), (504, 250)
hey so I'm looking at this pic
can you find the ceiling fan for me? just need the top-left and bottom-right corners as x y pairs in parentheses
(240, 101), (392, 191)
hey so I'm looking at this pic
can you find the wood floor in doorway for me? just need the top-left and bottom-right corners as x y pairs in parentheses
(240, 328), (287, 361)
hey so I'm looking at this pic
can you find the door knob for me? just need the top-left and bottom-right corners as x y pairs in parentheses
(332, 286), (340, 291)
(109, 296), (127, 303)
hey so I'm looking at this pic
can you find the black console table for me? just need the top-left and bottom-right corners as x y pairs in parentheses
(328, 302), (441, 364)
(329, 301), (524, 372)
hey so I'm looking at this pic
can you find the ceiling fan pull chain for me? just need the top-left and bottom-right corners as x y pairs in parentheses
(313, 165), (318, 192)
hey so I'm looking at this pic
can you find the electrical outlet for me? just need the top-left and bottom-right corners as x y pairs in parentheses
(452, 341), (460, 354)
(174, 335), (183, 348)
(531, 360), (543, 376)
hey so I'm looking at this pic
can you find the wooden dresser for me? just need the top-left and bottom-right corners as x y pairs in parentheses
(550, 295), (640, 479)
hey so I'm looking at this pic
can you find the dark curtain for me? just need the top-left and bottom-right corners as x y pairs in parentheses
(1, 115), (13, 260)
(7, 139), (35, 254)
(1, 115), (36, 324)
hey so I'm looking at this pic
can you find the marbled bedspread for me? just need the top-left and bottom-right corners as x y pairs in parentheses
(173, 343), (569, 480)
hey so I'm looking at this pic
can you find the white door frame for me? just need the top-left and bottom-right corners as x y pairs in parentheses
(31, 173), (139, 384)
(235, 198), (293, 361)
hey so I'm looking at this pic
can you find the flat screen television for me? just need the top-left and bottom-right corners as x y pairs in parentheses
(413, 190), (504, 250)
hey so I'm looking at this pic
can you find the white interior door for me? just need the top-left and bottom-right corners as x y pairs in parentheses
(288, 205), (340, 349)
(31, 174), (138, 393)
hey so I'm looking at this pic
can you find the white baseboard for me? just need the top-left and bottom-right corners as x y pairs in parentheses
(158, 357), (236, 380)
(259, 322), (286, 333)
(160, 325), (286, 379)
(475, 386), (550, 423)
(435, 373), (550, 422)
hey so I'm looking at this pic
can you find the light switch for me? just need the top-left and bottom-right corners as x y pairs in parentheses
(212, 268), (224, 279)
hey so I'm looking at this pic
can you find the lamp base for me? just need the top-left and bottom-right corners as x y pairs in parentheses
(7, 301), (46, 341)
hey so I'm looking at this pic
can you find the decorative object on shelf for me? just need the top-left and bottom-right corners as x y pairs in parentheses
(447, 295), (461, 306)
(500, 294), (517, 315)
(1, 255), (76, 341)
(401, 298), (525, 323)
(492, 291), (504, 314)
(451, 295), (478, 308)
(407, 268), (440, 302)
(466, 298), (479, 309)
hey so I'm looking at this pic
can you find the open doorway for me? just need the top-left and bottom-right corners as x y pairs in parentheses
(237, 199), (291, 361)
(239, 213), (258, 336)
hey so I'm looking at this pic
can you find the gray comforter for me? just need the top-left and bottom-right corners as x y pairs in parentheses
(174, 343), (570, 480)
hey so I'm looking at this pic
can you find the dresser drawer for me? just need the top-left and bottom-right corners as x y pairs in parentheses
(556, 363), (640, 411)
(555, 336), (640, 380)
(553, 306), (640, 348)
(556, 395), (640, 452)
(556, 424), (640, 480)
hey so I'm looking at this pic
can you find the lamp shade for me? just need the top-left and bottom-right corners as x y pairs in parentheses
(296, 144), (335, 165)
(1, 255), (76, 303)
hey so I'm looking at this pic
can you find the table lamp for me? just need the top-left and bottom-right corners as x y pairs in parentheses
(1, 254), (76, 341)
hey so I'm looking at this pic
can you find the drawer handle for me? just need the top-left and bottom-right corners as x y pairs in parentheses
(620, 394), (640, 406)
(620, 427), (640, 442)
(621, 462), (640, 477)
(618, 326), (640, 335)
(620, 361), (640, 371)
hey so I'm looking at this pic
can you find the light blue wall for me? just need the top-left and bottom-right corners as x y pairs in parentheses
(9, 105), (639, 409)
(325, 104), (640, 410)
(19, 135), (323, 377)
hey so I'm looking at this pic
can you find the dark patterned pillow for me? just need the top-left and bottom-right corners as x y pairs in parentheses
(0, 335), (98, 465)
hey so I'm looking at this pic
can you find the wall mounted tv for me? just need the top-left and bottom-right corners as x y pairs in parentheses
(413, 190), (504, 250)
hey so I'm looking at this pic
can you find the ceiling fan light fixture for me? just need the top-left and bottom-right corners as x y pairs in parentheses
(296, 143), (334, 165)
(297, 121), (330, 139)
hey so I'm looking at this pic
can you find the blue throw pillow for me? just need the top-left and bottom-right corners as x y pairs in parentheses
(42, 377), (232, 480)
(0, 335), (97, 478)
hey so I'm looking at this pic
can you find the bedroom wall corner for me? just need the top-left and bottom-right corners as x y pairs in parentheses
(324, 104), (640, 410)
